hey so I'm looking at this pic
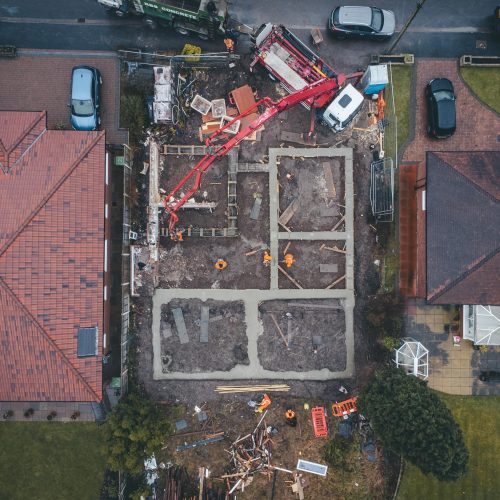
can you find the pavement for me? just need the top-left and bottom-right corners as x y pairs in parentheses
(403, 59), (500, 164)
(0, 48), (128, 145)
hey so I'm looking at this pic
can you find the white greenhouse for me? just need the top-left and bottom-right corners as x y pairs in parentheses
(394, 337), (429, 380)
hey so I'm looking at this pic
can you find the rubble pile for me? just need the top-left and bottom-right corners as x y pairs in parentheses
(225, 411), (279, 494)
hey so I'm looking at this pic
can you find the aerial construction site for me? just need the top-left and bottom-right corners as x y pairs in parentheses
(126, 22), (391, 497)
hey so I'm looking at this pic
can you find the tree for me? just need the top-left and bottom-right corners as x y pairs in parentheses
(359, 367), (468, 481)
(106, 391), (173, 475)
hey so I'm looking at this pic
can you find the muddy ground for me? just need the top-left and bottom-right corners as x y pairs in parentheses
(158, 397), (386, 500)
(159, 299), (248, 373)
(159, 155), (229, 228)
(278, 156), (345, 232)
(258, 299), (346, 372)
(130, 53), (381, 400)
(157, 165), (271, 290)
(277, 240), (346, 290)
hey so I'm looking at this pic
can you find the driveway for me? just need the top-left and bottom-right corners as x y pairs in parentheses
(0, 49), (127, 145)
(403, 59), (500, 164)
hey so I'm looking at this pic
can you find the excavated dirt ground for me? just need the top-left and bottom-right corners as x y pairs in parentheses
(278, 156), (345, 232)
(258, 299), (346, 371)
(159, 155), (229, 228)
(277, 240), (346, 289)
(159, 299), (248, 372)
(131, 53), (380, 403)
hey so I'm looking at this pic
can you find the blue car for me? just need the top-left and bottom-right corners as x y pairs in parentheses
(70, 66), (102, 131)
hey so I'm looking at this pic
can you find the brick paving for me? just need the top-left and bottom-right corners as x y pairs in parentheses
(0, 49), (128, 145)
(404, 299), (475, 395)
(403, 59), (500, 164)
(399, 165), (417, 297)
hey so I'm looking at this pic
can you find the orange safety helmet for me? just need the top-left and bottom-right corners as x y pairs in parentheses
(285, 409), (296, 419)
(214, 259), (228, 270)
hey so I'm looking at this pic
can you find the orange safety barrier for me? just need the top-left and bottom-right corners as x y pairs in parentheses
(311, 406), (328, 437)
(331, 397), (358, 418)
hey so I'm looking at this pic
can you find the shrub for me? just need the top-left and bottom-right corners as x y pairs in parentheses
(106, 391), (172, 475)
(359, 367), (468, 481)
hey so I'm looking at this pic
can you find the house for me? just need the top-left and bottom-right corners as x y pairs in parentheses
(400, 151), (500, 345)
(0, 111), (110, 418)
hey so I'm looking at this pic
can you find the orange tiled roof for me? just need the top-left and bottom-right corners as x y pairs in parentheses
(0, 111), (104, 402)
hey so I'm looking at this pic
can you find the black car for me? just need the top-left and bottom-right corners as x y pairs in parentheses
(425, 78), (456, 139)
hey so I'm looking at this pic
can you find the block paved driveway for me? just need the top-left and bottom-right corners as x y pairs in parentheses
(0, 49), (127, 145)
(403, 59), (500, 164)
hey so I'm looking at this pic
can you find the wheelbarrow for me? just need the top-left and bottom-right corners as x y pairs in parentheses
(310, 28), (323, 48)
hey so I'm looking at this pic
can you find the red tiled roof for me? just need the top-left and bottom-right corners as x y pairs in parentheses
(0, 111), (104, 402)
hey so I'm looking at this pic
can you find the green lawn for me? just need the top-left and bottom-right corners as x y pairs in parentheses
(398, 394), (500, 500)
(0, 422), (107, 500)
(384, 65), (412, 163)
(461, 67), (500, 113)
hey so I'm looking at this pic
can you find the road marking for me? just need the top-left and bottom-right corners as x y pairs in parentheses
(0, 16), (142, 26)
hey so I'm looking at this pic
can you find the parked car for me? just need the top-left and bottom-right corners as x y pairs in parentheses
(70, 66), (102, 131)
(425, 78), (456, 139)
(328, 6), (396, 39)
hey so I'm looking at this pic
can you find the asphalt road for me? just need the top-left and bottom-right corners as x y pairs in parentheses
(0, 0), (499, 71)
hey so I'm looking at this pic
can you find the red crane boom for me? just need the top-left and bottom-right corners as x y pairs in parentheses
(163, 75), (349, 236)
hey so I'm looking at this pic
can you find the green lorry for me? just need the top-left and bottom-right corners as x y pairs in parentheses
(97, 0), (231, 39)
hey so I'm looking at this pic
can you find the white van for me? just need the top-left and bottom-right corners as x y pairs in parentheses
(322, 84), (364, 132)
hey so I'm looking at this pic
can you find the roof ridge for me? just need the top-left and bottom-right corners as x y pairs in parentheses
(432, 151), (500, 203)
(429, 246), (500, 302)
(0, 131), (105, 257)
(0, 277), (100, 401)
(5, 110), (46, 156)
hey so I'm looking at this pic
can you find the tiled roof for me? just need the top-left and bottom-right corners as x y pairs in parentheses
(0, 111), (104, 402)
(426, 151), (500, 305)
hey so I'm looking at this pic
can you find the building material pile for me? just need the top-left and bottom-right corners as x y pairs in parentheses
(153, 66), (173, 123)
(225, 411), (286, 494)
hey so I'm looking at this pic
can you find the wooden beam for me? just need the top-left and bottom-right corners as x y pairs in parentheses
(331, 215), (345, 232)
(270, 314), (289, 347)
(325, 274), (346, 290)
(322, 162), (337, 198)
(278, 265), (303, 289)
(279, 199), (299, 226)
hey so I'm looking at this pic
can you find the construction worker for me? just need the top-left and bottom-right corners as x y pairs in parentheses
(214, 258), (228, 271)
(283, 253), (295, 268)
(223, 37), (234, 53)
(170, 230), (184, 242)
(255, 394), (272, 413)
(285, 408), (297, 427)
(263, 250), (272, 266)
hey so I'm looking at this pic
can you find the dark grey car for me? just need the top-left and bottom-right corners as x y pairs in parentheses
(425, 78), (456, 139)
(70, 66), (102, 131)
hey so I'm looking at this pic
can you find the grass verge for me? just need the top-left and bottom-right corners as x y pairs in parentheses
(0, 422), (107, 500)
(384, 65), (411, 164)
(461, 67), (500, 113)
(398, 394), (500, 500)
